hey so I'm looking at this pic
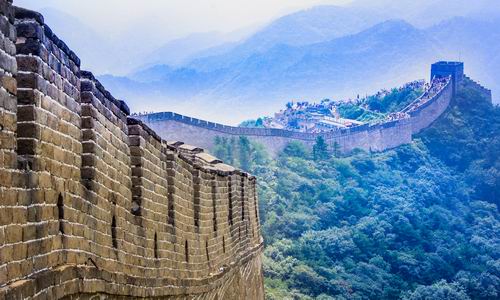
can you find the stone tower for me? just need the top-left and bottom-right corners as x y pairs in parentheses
(431, 61), (464, 95)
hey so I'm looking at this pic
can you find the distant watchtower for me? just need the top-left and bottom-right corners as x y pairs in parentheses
(431, 61), (464, 95)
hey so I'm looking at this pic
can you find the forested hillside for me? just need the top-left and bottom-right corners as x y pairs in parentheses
(214, 82), (499, 299)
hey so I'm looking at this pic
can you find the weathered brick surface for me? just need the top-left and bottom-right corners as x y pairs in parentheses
(0, 1), (264, 299)
(0, 0), (16, 171)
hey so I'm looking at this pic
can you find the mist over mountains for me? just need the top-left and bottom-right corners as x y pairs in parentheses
(34, 0), (500, 124)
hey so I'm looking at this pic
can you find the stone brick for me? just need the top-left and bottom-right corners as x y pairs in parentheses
(5, 224), (22, 243)
(0, 1), (264, 299)
(1, 74), (16, 94)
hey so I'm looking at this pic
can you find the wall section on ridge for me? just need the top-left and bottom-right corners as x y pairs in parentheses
(0, 1), (264, 299)
(139, 73), (461, 157)
(409, 81), (453, 134)
(140, 89), (442, 156)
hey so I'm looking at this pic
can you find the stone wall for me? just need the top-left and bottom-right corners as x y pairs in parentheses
(0, 0), (18, 288)
(139, 80), (453, 156)
(463, 75), (492, 102)
(409, 80), (453, 134)
(0, 1), (264, 299)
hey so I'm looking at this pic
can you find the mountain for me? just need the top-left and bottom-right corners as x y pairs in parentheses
(428, 17), (500, 100)
(38, 7), (151, 75)
(130, 4), (383, 81)
(38, 8), (240, 75)
(99, 20), (442, 123)
(209, 20), (436, 99)
(135, 29), (256, 72)
(99, 11), (500, 124)
(351, 0), (500, 27)
(30, 0), (500, 77)
(185, 5), (383, 73)
(38, 8), (109, 73)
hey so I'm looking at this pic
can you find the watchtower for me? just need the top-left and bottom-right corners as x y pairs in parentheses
(431, 61), (464, 95)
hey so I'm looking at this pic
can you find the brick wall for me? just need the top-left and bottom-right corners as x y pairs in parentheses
(0, 1), (264, 299)
(13, 4), (83, 285)
(409, 82), (453, 134)
(0, 0), (17, 286)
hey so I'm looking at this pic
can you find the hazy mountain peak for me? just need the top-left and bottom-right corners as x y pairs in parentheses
(246, 4), (382, 47)
(367, 19), (417, 34)
(349, 0), (500, 27)
(184, 4), (384, 72)
(99, 4), (500, 123)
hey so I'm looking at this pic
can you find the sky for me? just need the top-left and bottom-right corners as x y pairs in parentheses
(16, 0), (353, 41)
(11, 0), (500, 116)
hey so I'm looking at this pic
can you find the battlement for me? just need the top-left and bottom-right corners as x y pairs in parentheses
(0, 1), (264, 299)
(139, 74), (455, 156)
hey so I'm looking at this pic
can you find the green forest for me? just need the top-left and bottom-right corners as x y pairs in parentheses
(213, 81), (499, 299)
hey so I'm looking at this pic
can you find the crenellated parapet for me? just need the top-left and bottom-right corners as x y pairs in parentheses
(0, 1), (264, 299)
(138, 74), (457, 156)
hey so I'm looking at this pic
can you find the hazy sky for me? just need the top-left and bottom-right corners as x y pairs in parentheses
(16, 0), (352, 40)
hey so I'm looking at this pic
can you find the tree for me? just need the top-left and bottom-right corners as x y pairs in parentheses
(227, 137), (237, 165)
(402, 281), (471, 300)
(213, 136), (229, 162)
(283, 141), (309, 158)
(214, 81), (500, 299)
(332, 141), (341, 158)
(238, 136), (253, 171)
(313, 136), (329, 161)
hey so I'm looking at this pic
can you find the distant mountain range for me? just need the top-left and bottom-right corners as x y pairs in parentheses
(100, 12), (500, 123)
(38, 7), (250, 74)
(38, 1), (499, 124)
(350, 0), (500, 26)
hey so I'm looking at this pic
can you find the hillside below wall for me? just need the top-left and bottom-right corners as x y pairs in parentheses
(140, 81), (454, 156)
(0, 1), (264, 299)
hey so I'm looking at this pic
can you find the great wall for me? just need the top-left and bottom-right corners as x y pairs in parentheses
(138, 63), (492, 157)
(0, 1), (264, 299)
(0, 0), (495, 299)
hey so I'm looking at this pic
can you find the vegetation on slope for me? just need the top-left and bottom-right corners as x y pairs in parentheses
(365, 84), (424, 113)
(338, 83), (425, 123)
(213, 82), (499, 299)
(239, 82), (424, 128)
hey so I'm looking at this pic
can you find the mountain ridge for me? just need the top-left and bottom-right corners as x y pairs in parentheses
(99, 19), (442, 123)
(99, 12), (499, 123)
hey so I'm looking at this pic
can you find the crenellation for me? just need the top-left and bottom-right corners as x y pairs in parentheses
(1, 1), (263, 298)
(139, 75), (455, 157)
